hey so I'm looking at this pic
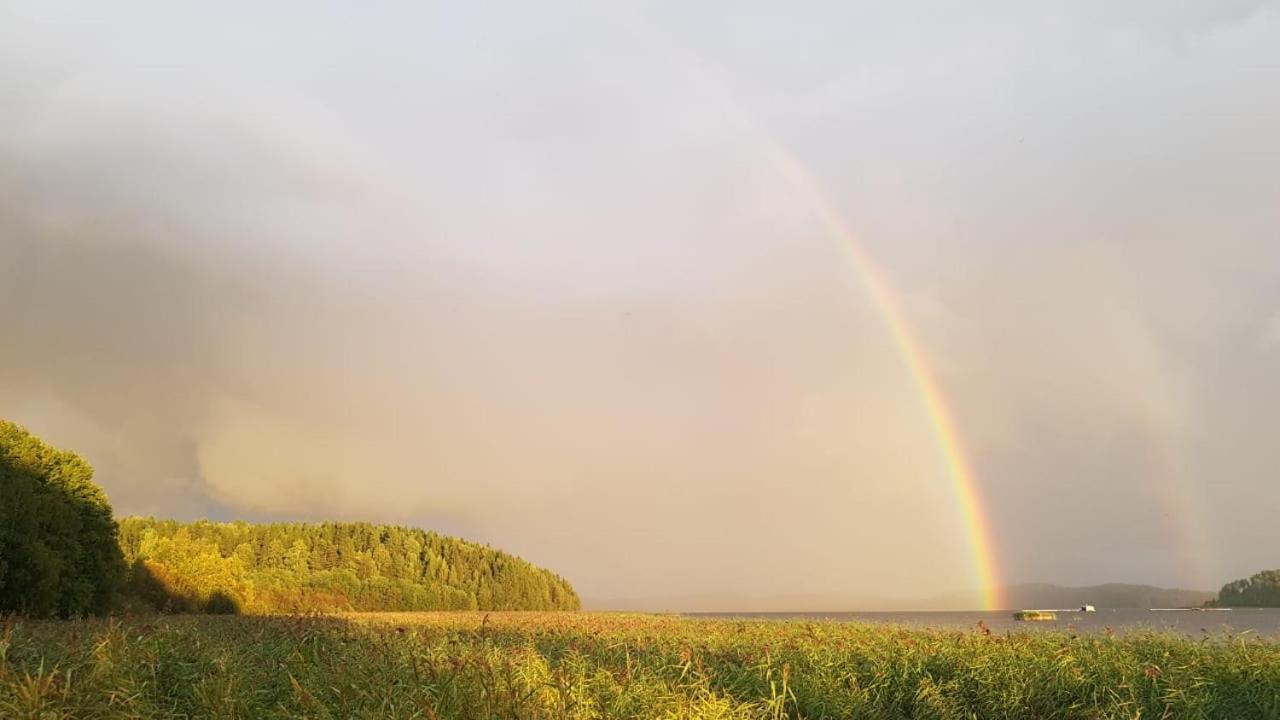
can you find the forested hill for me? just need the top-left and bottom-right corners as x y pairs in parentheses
(1216, 569), (1280, 607)
(118, 518), (580, 614)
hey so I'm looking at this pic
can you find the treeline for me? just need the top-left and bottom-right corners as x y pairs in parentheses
(119, 518), (580, 613)
(999, 583), (1215, 610)
(1216, 570), (1280, 607)
(0, 418), (579, 617)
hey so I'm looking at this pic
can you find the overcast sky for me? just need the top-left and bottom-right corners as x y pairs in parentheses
(2, 0), (1278, 607)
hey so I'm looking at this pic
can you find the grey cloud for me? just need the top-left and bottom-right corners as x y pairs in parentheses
(2, 0), (1278, 604)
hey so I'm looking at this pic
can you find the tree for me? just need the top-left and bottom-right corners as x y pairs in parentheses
(285, 539), (310, 576)
(0, 420), (124, 617)
(1218, 570), (1280, 607)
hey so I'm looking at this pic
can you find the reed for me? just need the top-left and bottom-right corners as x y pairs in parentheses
(2, 612), (1277, 719)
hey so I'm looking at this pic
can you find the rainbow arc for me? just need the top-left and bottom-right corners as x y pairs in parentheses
(764, 148), (1005, 612)
(615, 10), (1007, 610)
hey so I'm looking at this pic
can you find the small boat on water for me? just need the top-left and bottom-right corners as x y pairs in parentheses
(1013, 610), (1057, 621)
(1013, 604), (1095, 621)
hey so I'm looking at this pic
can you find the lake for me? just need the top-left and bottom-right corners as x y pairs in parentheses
(686, 608), (1280, 636)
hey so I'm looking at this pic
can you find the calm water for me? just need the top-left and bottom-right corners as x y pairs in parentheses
(686, 608), (1280, 636)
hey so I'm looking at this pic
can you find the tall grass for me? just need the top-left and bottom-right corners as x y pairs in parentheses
(2, 612), (1277, 719)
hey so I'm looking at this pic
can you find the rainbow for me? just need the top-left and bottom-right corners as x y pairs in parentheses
(765, 147), (1006, 611)
(1139, 420), (1216, 595)
(614, 9), (1007, 610)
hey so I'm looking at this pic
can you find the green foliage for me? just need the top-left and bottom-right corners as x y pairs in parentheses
(3, 613), (1278, 719)
(1218, 570), (1280, 607)
(0, 420), (123, 617)
(117, 518), (580, 613)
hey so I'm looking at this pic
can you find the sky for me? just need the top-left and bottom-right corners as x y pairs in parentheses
(2, 0), (1278, 608)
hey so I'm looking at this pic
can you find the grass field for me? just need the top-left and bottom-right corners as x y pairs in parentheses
(2, 612), (1278, 719)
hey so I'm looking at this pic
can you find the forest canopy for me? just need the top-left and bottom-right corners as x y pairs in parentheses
(0, 420), (124, 617)
(1, 417), (579, 616)
(1217, 570), (1280, 607)
(118, 518), (581, 613)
